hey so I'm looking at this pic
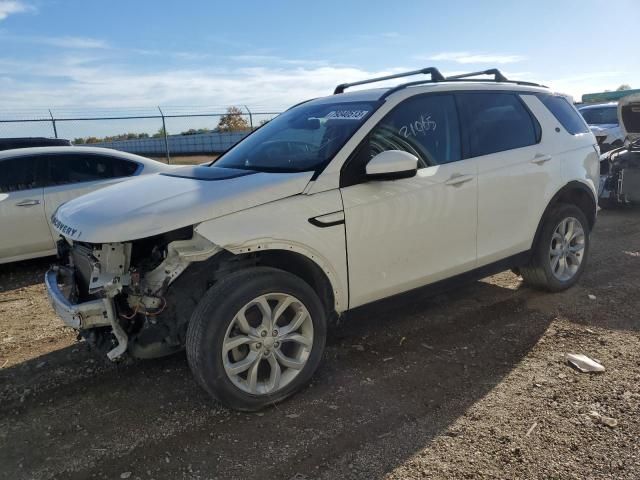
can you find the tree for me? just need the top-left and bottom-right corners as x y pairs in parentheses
(181, 128), (210, 135)
(152, 126), (167, 138)
(216, 106), (250, 132)
(616, 84), (631, 91)
(73, 137), (85, 144)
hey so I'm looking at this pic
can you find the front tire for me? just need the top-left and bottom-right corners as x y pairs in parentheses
(186, 267), (327, 411)
(520, 203), (590, 292)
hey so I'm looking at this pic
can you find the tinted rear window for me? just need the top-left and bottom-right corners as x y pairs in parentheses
(579, 106), (619, 126)
(0, 156), (40, 192)
(457, 93), (539, 157)
(45, 154), (138, 187)
(539, 95), (590, 134)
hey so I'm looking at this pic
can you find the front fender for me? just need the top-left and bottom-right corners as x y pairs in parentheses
(194, 190), (349, 312)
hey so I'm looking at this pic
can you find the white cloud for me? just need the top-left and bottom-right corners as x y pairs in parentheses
(2, 33), (109, 49)
(0, 58), (408, 137)
(40, 36), (109, 49)
(425, 52), (525, 65)
(228, 54), (329, 68)
(0, 56), (399, 112)
(544, 71), (628, 101)
(0, 0), (32, 20)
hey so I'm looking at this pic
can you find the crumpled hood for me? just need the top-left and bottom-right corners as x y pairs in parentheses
(52, 167), (314, 243)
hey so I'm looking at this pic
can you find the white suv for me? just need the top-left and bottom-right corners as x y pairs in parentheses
(45, 68), (599, 410)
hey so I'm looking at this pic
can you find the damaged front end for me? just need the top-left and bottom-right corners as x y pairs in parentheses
(599, 95), (640, 207)
(45, 228), (221, 360)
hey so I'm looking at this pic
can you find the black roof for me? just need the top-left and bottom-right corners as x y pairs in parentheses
(0, 137), (72, 151)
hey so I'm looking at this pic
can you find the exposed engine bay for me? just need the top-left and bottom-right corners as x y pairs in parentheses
(53, 228), (222, 360)
(598, 95), (640, 207)
(599, 139), (640, 206)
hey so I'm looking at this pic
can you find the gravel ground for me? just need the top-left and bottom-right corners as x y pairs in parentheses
(0, 208), (639, 480)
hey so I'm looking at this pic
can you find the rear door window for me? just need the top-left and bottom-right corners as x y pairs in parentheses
(457, 92), (540, 157)
(0, 156), (42, 192)
(540, 95), (590, 134)
(44, 154), (138, 187)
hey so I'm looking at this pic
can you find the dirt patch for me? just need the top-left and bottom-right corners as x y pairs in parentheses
(0, 209), (639, 480)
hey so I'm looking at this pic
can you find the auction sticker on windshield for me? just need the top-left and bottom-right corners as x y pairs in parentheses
(326, 110), (369, 120)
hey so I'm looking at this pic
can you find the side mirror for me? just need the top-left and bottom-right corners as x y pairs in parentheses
(365, 150), (418, 180)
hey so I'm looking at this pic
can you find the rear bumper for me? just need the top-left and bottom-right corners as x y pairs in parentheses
(44, 267), (113, 330)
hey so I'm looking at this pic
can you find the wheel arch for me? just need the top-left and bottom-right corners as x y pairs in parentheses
(155, 246), (341, 348)
(248, 249), (337, 319)
(531, 181), (597, 251)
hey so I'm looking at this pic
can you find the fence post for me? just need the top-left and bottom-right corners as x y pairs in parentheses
(48, 110), (58, 138)
(157, 106), (171, 164)
(244, 105), (253, 130)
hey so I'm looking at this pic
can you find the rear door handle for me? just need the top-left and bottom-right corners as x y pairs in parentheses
(531, 154), (552, 165)
(15, 199), (41, 207)
(445, 174), (474, 186)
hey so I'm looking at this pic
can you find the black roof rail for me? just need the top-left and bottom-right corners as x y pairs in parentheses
(333, 67), (547, 99)
(379, 69), (547, 99)
(334, 67), (445, 94)
(446, 68), (509, 82)
(446, 69), (546, 88)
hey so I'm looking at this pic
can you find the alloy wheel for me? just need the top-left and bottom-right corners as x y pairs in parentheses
(549, 216), (585, 282)
(221, 293), (314, 395)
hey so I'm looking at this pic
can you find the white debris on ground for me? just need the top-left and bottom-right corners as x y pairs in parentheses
(566, 353), (606, 373)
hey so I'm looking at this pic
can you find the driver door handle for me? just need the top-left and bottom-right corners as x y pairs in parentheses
(531, 154), (552, 165)
(15, 199), (41, 207)
(445, 174), (474, 186)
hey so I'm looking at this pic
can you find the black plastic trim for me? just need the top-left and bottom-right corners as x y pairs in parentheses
(160, 166), (257, 181)
(308, 216), (345, 228)
(530, 181), (598, 250)
(366, 169), (417, 181)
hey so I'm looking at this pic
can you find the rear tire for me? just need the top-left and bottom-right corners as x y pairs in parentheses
(520, 203), (590, 292)
(186, 267), (327, 411)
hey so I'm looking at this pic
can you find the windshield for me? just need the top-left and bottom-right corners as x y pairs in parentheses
(213, 100), (377, 172)
(579, 106), (619, 125)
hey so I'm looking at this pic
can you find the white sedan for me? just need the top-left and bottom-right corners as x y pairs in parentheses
(0, 146), (174, 264)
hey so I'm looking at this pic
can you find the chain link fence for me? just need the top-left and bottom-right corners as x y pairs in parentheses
(0, 107), (282, 163)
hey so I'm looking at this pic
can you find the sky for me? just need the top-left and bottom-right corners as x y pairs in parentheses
(0, 0), (638, 134)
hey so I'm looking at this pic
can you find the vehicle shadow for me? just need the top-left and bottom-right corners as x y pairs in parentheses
(528, 206), (640, 333)
(0, 278), (554, 480)
(0, 257), (52, 292)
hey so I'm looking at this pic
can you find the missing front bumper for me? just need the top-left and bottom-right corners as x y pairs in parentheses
(45, 267), (113, 329)
(45, 267), (128, 360)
